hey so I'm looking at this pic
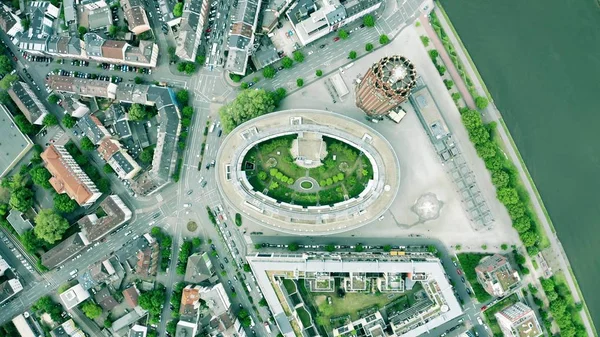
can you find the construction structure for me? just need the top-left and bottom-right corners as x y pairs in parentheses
(355, 55), (417, 117)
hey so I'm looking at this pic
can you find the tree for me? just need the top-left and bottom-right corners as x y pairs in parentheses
(508, 202), (526, 219)
(14, 114), (36, 134)
(177, 62), (186, 72)
(348, 50), (357, 59)
(128, 103), (147, 121)
(134, 76), (143, 84)
(219, 89), (276, 133)
(42, 114), (58, 127)
(338, 29), (349, 39)
(243, 263), (251, 272)
(379, 34), (390, 44)
(80, 136), (95, 151)
(10, 187), (33, 212)
(238, 309), (252, 327)
(78, 26), (87, 37)
(259, 298), (268, 306)
(491, 170), (510, 188)
(293, 51), (304, 63)
(241, 82), (249, 89)
(475, 141), (496, 159)
(363, 14), (375, 27)
(47, 94), (59, 104)
(288, 243), (299, 251)
(139, 288), (166, 315)
(185, 62), (196, 74)
(325, 244), (335, 252)
(475, 96), (489, 109)
(383, 245), (392, 252)
(176, 90), (189, 105)
(140, 146), (154, 163)
(0, 73), (18, 90)
(497, 188), (519, 205)
(263, 66), (276, 78)
(82, 301), (102, 319)
(0, 55), (12, 75)
(296, 78), (304, 87)
(514, 253), (526, 265)
(104, 320), (113, 328)
(514, 216), (531, 233)
(166, 321), (177, 336)
(521, 230), (538, 247)
(30, 166), (52, 189)
(365, 43), (374, 52)
(173, 2), (183, 17)
(103, 163), (114, 174)
(315, 69), (323, 76)
(420, 35), (430, 46)
(108, 25), (117, 37)
(34, 209), (69, 244)
(281, 56), (293, 69)
(444, 79), (454, 90)
(355, 244), (364, 252)
(196, 54), (206, 65)
(192, 237), (201, 247)
(62, 114), (76, 128)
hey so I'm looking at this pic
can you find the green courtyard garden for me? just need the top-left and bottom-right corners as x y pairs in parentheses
(243, 135), (373, 206)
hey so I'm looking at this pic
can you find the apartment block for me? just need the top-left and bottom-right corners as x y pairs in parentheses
(41, 144), (102, 207)
(78, 194), (133, 241)
(495, 302), (543, 337)
(175, 0), (209, 61)
(475, 254), (521, 297)
(225, 0), (262, 75)
(0, 104), (33, 178)
(8, 81), (49, 125)
(121, 0), (151, 35)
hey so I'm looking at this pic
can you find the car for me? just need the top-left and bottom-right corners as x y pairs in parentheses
(224, 257), (229, 263)
(456, 268), (462, 275)
(187, 190), (193, 195)
(480, 305), (487, 311)
(206, 163), (210, 169)
(452, 260), (458, 267)
(183, 203), (191, 208)
(206, 28), (212, 33)
(477, 317), (483, 325)
(334, 37), (340, 41)
(217, 129), (222, 137)
(199, 177), (205, 184)
(233, 276), (238, 281)
(248, 82), (255, 87)
(465, 287), (472, 295)
(230, 286), (235, 293)
(227, 279), (232, 284)
(211, 244), (216, 250)
(210, 160), (215, 167)
(461, 277), (465, 283)
(278, 66), (283, 71)
(239, 303), (243, 308)
(319, 44), (326, 48)
(201, 180), (208, 187)
(220, 263), (225, 269)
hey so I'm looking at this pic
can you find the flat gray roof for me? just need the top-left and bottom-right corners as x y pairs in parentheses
(0, 105), (33, 177)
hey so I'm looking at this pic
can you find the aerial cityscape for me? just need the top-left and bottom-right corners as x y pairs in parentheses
(0, 0), (595, 336)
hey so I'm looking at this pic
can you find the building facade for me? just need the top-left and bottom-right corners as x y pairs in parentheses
(355, 55), (417, 117)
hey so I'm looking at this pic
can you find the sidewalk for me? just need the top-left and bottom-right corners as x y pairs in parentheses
(431, 4), (596, 336)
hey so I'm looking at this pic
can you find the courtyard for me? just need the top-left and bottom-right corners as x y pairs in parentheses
(243, 135), (373, 206)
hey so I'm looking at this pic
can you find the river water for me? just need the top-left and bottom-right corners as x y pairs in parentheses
(439, 0), (600, 327)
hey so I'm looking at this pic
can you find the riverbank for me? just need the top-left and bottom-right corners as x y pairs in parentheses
(429, 2), (596, 336)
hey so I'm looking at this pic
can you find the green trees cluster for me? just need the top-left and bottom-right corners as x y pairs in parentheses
(53, 193), (78, 213)
(538, 277), (586, 337)
(62, 114), (76, 128)
(14, 114), (37, 134)
(43, 114), (58, 127)
(319, 172), (344, 187)
(177, 61), (196, 75)
(338, 30), (349, 40)
(461, 109), (541, 254)
(456, 253), (492, 302)
(269, 168), (294, 185)
(219, 89), (276, 133)
(81, 301), (103, 319)
(128, 104), (148, 121)
(34, 209), (69, 244)
(237, 309), (252, 327)
(33, 296), (63, 322)
(173, 2), (183, 17)
(140, 146), (155, 164)
(176, 241), (193, 275)
(151, 227), (172, 271)
(80, 136), (95, 151)
(363, 14), (375, 27)
(30, 166), (52, 189)
(139, 286), (167, 316)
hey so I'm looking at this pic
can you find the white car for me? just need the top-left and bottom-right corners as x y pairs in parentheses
(477, 317), (483, 325)
(184, 203), (191, 208)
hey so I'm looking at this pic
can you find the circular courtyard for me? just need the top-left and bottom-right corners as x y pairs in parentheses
(215, 109), (401, 234)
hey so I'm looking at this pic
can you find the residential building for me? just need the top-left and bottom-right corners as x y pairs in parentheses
(123, 285), (140, 308)
(0, 4), (23, 37)
(0, 257), (8, 276)
(77, 114), (111, 144)
(495, 302), (543, 337)
(475, 254), (521, 297)
(286, 0), (381, 46)
(8, 81), (48, 125)
(41, 144), (102, 207)
(63, 98), (91, 118)
(97, 138), (141, 179)
(333, 311), (386, 337)
(46, 35), (85, 59)
(157, 0), (181, 27)
(85, 33), (159, 67)
(197, 283), (235, 336)
(184, 252), (215, 284)
(78, 258), (119, 289)
(128, 325), (148, 337)
(135, 239), (159, 277)
(50, 319), (86, 337)
(260, 0), (294, 33)
(175, 0), (208, 61)
(177, 285), (202, 337)
(247, 253), (462, 337)
(63, 0), (77, 25)
(0, 104), (33, 178)
(79, 194), (132, 241)
(47, 75), (118, 99)
(79, 0), (113, 31)
(60, 284), (91, 310)
(12, 314), (38, 337)
(95, 287), (119, 310)
(0, 257), (23, 304)
(15, 1), (59, 55)
(111, 307), (147, 334)
(121, 0), (151, 34)
(225, 0), (262, 75)
(356, 55), (417, 117)
(41, 233), (90, 269)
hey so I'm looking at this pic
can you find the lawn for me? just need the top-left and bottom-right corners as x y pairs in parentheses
(283, 278), (297, 294)
(457, 253), (493, 303)
(482, 293), (519, 336)
(296, 306), (312, 327)
(243, 135), (373, 206)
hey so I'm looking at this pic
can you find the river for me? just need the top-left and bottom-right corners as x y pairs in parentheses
(439, 0), (600, 328)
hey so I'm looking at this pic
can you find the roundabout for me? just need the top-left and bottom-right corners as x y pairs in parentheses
(215, 109), (401, 235)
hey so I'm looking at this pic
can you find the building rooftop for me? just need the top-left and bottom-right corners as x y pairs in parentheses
(0, 105), (33, 178)
(47, 75), (118, 99)
(128, 324), (148, 337)
(41, 233), (89, 269)
(60, 284), (91, 310)
(8, 81), (49, 125)
(0, 278), (23, 304)
(6, 209), (34, 236)
(476, 254), (521, 297)
(184, 252), (214, 284)
(77, 114), (111, 144)
(79, 194), (132, 241)
(123, 285), (140, 308)
(496, 302), (542, 337)
(12, 314), (37, 337)
(179, 285), (201, 319)
(94, 287), (119, 310)
(41, 144), (101, 206)
(121, 0), (150, 34)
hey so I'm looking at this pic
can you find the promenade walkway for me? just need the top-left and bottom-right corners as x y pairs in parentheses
(427, 5), (596, 336)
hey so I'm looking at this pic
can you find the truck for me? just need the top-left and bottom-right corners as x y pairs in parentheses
(388, 108), (407, 123)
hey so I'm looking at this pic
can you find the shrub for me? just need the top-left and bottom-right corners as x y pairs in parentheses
(296, 78), (304, 87)
(316, 69), (323, 76)
(379, 34), (389, 44)
(365, 43), (374, 52)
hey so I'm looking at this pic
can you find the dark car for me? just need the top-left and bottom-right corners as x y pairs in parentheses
(220, 263), (224, 269)
(211, 244), (216, 250)
(224, 257), (229, 263)
(319, 44), (326, 48)
(461, 277), (465, 283)
(465, 287), (472, 295)
(217, 129), (222, 137)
